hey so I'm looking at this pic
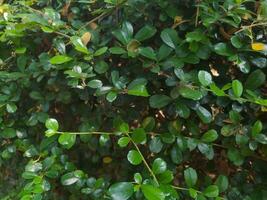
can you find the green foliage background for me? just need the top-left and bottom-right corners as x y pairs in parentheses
(0, 0), (267, 199)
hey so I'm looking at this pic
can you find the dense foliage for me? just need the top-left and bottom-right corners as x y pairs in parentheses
(1, 0), (267, 199)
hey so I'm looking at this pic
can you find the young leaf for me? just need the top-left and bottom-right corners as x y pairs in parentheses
(203, 185), (219, 198)
(232, 80), (243, 97)
(50, 55), (72, 64)
(58, 134), (76, 149)
(45, 118), (59, 131)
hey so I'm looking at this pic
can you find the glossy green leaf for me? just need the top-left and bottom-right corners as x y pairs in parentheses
(45, 118), (59, 131)
(109, 182), (134, 200)
(198, 70), (212, 86)
(132, 128), (146, 144)
(127, 150), (142, 165)
(232, 80), (243, 97)
(203, 185), (219, 198)
(178, 87), (203, 100)
(50, 55), (72, 64)
(58, 134), (76, 149)
(152, 158), (167, 174)
(141, 185), (165, 200)
(201, 129), (218, 143)
(135, 25), (157, 41)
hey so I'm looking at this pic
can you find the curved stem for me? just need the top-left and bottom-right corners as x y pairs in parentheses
(126, 133), (160, 186)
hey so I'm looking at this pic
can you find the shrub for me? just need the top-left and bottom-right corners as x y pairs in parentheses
(0, 0), (267, 199)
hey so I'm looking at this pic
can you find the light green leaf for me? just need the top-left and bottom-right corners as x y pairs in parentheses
(45, 118), (59, 131)
(201, 129), (218, 143)
(127, 150), (142, 165)
(232, 80), (243, 97)
(141, 185), (165, 200)
(58, 134), (76, 149)
(203, 185), (219, 198)
(50, 55), (72, 64)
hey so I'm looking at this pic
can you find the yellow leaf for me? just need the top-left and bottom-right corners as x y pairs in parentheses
(251, 42), (266, 51)
(89, 22), (98, 30)
(174, 16), (182, 24)
(103, 156), (112, 164)
(81, 32), (91, 46)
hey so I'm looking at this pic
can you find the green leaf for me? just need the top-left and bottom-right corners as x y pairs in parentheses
(106, 91), (117, 102)
(118, 137), (130, 147)
(109, 182), (134, 200)
(252, 120), (263, 138)
(214, 43), (234, 56)
(152, 158), (167, 174)
(232, 80), (243, 97)
(215, 175), (228, 193)
(158, 170), (174, 184)
(198, 70), (212, 86)
(94, 47), (108, 56)
(119, 122), (129, 133)
(189, 188), (198, 198)
(132, 128), (146, 144)
(201, 129), (218, 143)
(58, 134), (76, 149)
(184, 167), (198, 187)
(149, 95), (172, 108)
(196, 106), (212, 124)
(50, 55), (72, 64)
(178, 87), (203, 100)
(109, 47), (127, 54)
(186, 31), (206, 42)
(139, 47), (157, 60)
(245, 69), (266, 90)
(134, 173), (142, 184)
(2, 128), (16, 139)
(135, 25), (157, 41)
(88, 80), (103, 89)
(128, 84), (149, 97)
(141, 185), (165, 200)
(198, 143), (214, 160)
(203, 185), (219, 198)
(142, 117), (156, 132)
(70, 36), (89, 54)
(231, 35), (242, 48)
(127, 150), (142, 165)
(61, 172), (79, 186)
(95, 61), (109, 74)
(6, 103), (17, 113)
(149, 137), (163, 153)
(45, 118), (59, 131)
(160, 28), (180, 49)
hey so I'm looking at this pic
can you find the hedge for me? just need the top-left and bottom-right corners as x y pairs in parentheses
(0, 0), (267, 199)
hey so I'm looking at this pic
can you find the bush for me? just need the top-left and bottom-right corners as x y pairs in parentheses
(0, 0), (267, 199)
